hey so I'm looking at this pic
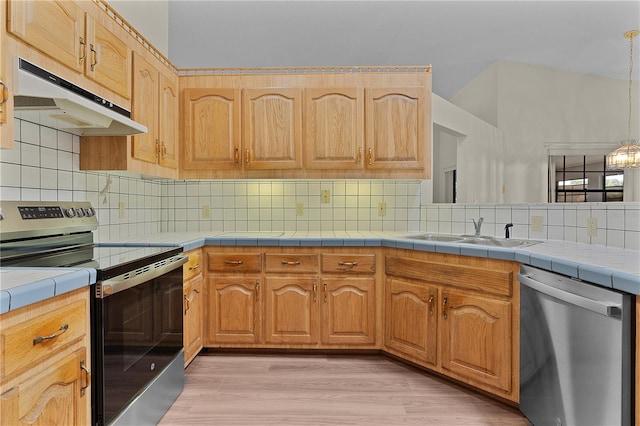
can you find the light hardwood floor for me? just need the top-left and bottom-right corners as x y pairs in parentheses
(159, 353), (530, 425)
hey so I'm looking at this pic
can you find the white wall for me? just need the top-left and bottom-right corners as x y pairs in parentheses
(107, 0), (169, 57)
(452, 60), (640, 203)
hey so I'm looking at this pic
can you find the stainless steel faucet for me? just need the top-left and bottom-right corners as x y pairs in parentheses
(471, 217), (484, 236)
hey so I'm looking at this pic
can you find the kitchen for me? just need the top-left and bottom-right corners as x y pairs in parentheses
(0, 1), (639, 425)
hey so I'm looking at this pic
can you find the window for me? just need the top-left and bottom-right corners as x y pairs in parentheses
(551, 155), (623, 202)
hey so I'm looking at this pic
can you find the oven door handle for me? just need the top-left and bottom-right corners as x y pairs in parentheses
(96, 255), (188, 298)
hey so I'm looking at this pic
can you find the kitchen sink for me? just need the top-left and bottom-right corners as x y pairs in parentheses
(404, 234), (541, 248)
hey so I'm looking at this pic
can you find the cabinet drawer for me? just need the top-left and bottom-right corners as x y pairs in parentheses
(265, 254), (318, 273)
(1, 298), (87, 380)
(322, 254), (376, 274)
(183, 250), (203, 281)
(208, 253), (262, 273)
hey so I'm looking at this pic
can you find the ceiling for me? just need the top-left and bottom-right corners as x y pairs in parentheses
(167, 1), (639, 100)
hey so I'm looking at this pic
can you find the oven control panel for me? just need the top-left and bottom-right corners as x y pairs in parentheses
(0, 201), (98, 241)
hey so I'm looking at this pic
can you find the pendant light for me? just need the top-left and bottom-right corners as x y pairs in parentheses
(606, 30), (640, 170)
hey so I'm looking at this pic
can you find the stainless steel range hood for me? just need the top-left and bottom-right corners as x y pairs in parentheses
(13, 57), (147, 136)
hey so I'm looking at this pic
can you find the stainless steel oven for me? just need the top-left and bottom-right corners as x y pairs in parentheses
(0, 201), (186, 426)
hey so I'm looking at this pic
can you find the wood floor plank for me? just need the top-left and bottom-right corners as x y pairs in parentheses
(159, 354), (529, 425)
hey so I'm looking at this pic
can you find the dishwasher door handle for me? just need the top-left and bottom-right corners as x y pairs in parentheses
(518, 273), (621, 317)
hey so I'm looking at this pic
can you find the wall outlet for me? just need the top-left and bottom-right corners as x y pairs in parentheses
(378, 202), (387, 217)
(321, 189), (331, 204)
(202, 205), (211, 218)
(296, 202), (304, 216)
(586, 217), (598, 237)
(118, 201), (125, 218)
(531, 215), (544, 232)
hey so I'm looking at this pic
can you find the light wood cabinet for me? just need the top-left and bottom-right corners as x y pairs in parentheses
(384, 252), (519, 403)
(132, 52), (178, 169)
(264, 276), (318, 345)
(321, 278), (376, 345)
(440, 289), (512, 394)
(243, 88), (303, 170)
(8, 0), (130, 99)
(385, 277), (438, 366)
(365, 87), (426, 170)
(206, 252), (263, 345)
(304, 88), (363, 170)
(183, 249), (204, 367)
(0, 0), (9, 149)
(0, 288), (91, 425)
(182, 88), (241, 171)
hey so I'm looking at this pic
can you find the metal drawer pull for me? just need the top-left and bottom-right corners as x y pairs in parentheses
(442, 297), (448, 320)
(338, 261), (358, 267)
(188, 263), (200, 270)
(224, 260), (244, 265)
(0, 80), (9, 106)
(80, 359), (91, 396)
(281, 260), (301, 266)
(90, 44), (98, 70)
(33, 323), (69, 345)
(184, 294), (190, 314)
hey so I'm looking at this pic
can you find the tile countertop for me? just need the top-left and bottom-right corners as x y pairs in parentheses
(101, 230), (640, 295)
(0, 268), (97, 314)
(1, 231), (638, 314)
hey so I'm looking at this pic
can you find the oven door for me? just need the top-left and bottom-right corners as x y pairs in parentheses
(92, 254), (187, 426)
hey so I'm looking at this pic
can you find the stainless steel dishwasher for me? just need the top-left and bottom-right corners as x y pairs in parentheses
(518, 265), (633, 426)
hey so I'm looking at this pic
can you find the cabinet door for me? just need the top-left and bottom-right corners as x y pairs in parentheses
(131, 53), (159, 164)
(207, 276), (262, 344)
(243, 88), (302, 170)
(440, 289), (512, 393)
(385, 277), (438, 366)
(264, 277), (318, 344)
(365, 87), (425, 170)
(8, 0), (85, 73)
(182, 88), (241, 171)
(158, 73), (178, 169)
(183, 278), (203, 366)
(321, 278), (375, 345)
(0, 348), (89, 426)
(84, 15), (130, 99)
(305, 88), (363, 170)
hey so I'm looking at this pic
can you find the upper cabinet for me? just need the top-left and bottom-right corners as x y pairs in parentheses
(7, 0), (131, 99)
(0, 0), (10, 149)
(180, 68), (432, 179)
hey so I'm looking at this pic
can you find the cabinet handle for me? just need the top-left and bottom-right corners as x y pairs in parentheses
(155, 139), (161, 159)
(224, 260), (244, 265)
(234, 148), (240, 164)
(338, 261), (358, 267)
(188, 263), (200, 271)
(255, 281), (260, 301)
(161, 142), (167, 157)
(245, 149), (251, 165)
(442, 296), (448, 320)
(184, 294), (190, 314)
(313, 281), (317, 302)
(357, 147), (362, 165)
(368, 148), (373, 165)
(80, 359), (91, 396)
(281, 260), (301, 266)
(0, 80), (8, 109)
(79, 36), (86, 64)
(323, 282), (327, 303)
(90, 44), (98, 71)
(33, 323), (69, 345)
(428, 294), (434, 316)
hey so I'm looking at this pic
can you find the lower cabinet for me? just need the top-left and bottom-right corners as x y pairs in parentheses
(207, 276), (262, 344)
(384, 252), (519, 403)
(264, 276), (318, 345)
(0, 288), (91, 425)
(321, 277), (376, 345)
(183, 249), (204, 366)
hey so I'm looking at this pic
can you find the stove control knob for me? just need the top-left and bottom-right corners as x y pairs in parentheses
(75, 207), (85, 217)
(84, 207), (95, 217)
(64, 208), (76, 218)
(0, 208), (4, 221)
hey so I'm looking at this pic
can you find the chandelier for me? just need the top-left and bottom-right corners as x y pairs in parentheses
(606, 30), (640, 170)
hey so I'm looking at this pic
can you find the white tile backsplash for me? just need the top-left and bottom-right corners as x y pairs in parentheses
(2, 118), (640, 249)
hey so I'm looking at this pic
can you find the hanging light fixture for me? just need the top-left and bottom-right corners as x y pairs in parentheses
(606, 30), (640, 169)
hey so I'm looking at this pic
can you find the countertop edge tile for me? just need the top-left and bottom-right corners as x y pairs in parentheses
(0, 291), (10, 314)
(578, 264), (614, 288)
(612, 271), (640, 294)
(8, 278), (56, 311)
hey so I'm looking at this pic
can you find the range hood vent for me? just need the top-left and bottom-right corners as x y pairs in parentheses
(13, 57), (147, 136)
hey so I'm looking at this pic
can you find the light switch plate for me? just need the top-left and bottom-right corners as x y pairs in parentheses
(202, 205), (211, 218)
(378, 202), (387, 216)
(321, 190), (331, 204)
(586, 217), (598, 236)
(296, 202), (304, 216)
(531, 215), (543, 232)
